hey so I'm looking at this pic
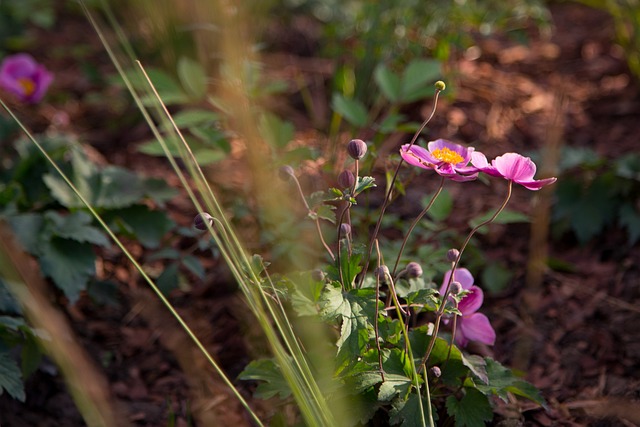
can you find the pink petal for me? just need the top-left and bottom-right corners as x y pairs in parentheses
(400, 144), (436, 169)
(471, 152), (502, 177)
(458, 312), (496, 346)
(440, 268), (474, 295)
(492, 153), (536, 181)
(516, 177), (558, 191)
(458, 286), (484, 315)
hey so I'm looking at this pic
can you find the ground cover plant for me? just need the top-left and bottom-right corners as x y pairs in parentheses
(0, 0), (639, 426)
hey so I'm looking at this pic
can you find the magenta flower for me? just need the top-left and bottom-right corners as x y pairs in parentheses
(0, 54), (53, 104)
(471, 152), (557, 190)
(439, 268), (496, 347)
(400, 139), (479, 182)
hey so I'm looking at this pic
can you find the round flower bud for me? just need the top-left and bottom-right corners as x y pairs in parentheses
(193, 212), (214, 231)
(405, 262), (423, 279)
(337, 170), (355, 189)
(311, 269), (325, 282)
(375, 265), (390, 283)
(347, 139), (367, 160)
(278, 165), (295, 182)
(434, 80), (446, 91)
(429, 366), (442, 378)
(339, 223), (351, 236)
(446, 248), (460, 263)
(449, 281), (463, 296)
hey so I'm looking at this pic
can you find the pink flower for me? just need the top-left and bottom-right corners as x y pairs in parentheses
(0, 54), (53, 104)
(400, 139), (479, 182)
(439, 268), (496, 347)
(471, 152), (557, 190)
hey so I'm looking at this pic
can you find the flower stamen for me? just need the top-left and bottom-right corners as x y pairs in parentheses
(18, 77), (36, 96)
(431, 147), (464, 164)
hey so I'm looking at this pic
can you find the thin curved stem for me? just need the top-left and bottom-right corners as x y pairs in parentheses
(392, 176), (445, 276)
(357, 89), (442, 288)
(419, 180), (513, 372)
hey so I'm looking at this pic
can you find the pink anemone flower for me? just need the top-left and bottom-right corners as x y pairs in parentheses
(471, 152), (557, 190)
(0, 53), (53, 104)
(400, 139), (479, 182)
(439, 268), (496, 347)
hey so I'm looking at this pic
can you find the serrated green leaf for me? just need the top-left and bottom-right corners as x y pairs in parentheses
(446, 388), (493, 427)
(390, 392), (434, 427)
(7, 213), (44, 254)
(354, 176), (376, 196)
(0, 350), (25, 401)
(43, 211), (109, 247)
(332, 93), (368, 127)
(106, 205), (174, 249)
(378, 374), (412, 401)
(477, 358), (545, 406)
(238, 359), (291, 399)
(39, 238), (96, 303)
(177, 57), (207, 100)
(403, 288), (438, 311)
(315, 204), (336, 224)
(374, 64), (402, 102)
(460, 354), (488, 385)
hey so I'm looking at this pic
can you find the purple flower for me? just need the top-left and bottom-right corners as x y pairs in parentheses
(400, 139), (479, 182)
(471, 152), (557, 191)
(439, 268), (496, 347)
(0, 54), (53, 104)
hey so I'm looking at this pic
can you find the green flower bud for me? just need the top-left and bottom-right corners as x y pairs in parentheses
(435, 80), (446, 91)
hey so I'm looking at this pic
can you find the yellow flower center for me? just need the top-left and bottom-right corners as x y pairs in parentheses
(18, 77), (36, 96)
(431, 147), (464, 164)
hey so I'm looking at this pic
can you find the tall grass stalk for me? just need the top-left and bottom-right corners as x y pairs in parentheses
(83, 1), (346, 425)
(0, 97), (264, 427)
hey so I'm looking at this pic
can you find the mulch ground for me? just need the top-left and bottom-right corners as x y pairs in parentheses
(1, 2), (639, 426)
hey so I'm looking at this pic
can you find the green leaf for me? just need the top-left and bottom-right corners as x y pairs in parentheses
(238, 359), (291, 399)
(138, 68), (188, 105)
(400, 59), (441, 103)
(177, 57), (207, 100)
(162, 109), (220, 130)
(182, 255), (205, 280)
(20, 328), (42, 379)
(106, 205), (174, 249)
(7, 213), (44, 254)
(477, 358), (546, 406)
(43, 211), (109, 247)
(0, 350), (25, 401)
(156, 262), (179, 296)
(354, 176), (376, 196)
(374, 64), (401, 102)
(446, 388), (493, 427)
(390, 392), (434, 427)
(319, 283), (379, 364)
(332, 93), (368, 127)
(315, 204), (336, 224)
(468, 209), (530, 232)
(39, 238), (96, 303)
(619, 203), (640, 245)
(378, 112), (405, 134)
(378, 374), (412, 401)
(259, 112), (295, 149)
(0, 281), (21, 315)
(424, 188), (452, 222)
(481, 263), (513, 294)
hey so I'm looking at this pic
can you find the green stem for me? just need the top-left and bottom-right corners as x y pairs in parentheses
(419, 180), (513, 372)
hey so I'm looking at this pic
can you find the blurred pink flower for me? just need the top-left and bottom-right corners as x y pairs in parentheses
(0, 53), (53, 104)
(440, 268), (496, 347)
(400, 139), (479, 182)
(471, 152), (557, 190)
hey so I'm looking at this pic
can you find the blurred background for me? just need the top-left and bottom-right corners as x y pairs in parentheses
(0, 0), (639, 425)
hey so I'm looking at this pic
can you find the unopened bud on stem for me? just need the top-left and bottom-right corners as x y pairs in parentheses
(347, 139), (367, 160)
(337, 170), (356, 189)
(375, 265), (390, 283)
(450, 281), (463, 296)
(435, 80), (446, 91)
(405, 262), (423, 278)
(193, 212), (214, 231)
(446, 248), (460, 263)
(278, 165), (295, 182)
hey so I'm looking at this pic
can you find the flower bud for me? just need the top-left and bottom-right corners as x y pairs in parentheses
(278, 165), (295, 182)
(405, 262), (423, 279)
(434, 80), (446, 91)
(450, 281), (463, 296)
(429, 366), (442, 378)
(446, 248), (460, 263)
(339, 223), (351, 236)
(337, 170), (355, 189)
(193, 212), (214, 231)
(375, 265), (390, 283)
(311, 269), (325, 282)
(347, 139), (367, 160)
